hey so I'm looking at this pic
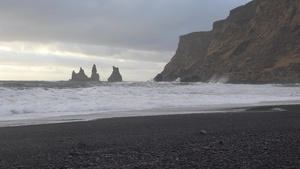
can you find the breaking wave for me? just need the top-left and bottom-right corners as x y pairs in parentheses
(0, 81), (299, 121)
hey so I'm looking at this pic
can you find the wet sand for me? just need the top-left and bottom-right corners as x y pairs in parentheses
(0, 105), (300, 168)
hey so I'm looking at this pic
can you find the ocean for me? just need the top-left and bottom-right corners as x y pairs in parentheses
(0, 81), (300, 126)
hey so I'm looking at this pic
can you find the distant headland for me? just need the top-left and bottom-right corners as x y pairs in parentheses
(155, 0), (300, 84)
(70, 64), (123, 82)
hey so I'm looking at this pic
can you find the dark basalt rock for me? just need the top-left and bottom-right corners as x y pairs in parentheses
(108, 66), (123, 82)
(154, 73), (163, 82)
(71, 64), (100, 81)
(90, 64), (100, 81)
(155, 0), (300, 84)
(71, 67), (89, 81)
(180, 75), (202, 82)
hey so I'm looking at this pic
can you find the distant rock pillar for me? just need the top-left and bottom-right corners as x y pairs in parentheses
(90, 64), (100, 81)
(108, 66), (123, 82)
(71, 70), (76, 80)
(70, 65), (100, 81)
(70, 67), (90, 81)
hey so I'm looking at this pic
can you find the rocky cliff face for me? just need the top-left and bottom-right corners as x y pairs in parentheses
(156, 0), (300, 83)
(71, 64), (100, 81)
(108, 66), (123, 82)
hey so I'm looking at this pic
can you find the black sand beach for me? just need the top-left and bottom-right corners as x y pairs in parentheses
(0, 105), (300, 168)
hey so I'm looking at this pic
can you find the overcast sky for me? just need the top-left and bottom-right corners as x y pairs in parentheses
(0, 0), (251, 81)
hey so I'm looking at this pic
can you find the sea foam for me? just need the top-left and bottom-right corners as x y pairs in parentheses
(0, 81), (299, 123)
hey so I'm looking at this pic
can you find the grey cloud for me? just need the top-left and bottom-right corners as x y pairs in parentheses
(47, 43), (172, 63)
(0, 47), (164, 71)
(0, 0), (251, 52)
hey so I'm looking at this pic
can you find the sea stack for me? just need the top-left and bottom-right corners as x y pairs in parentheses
(90, 64), (100, 81)
(108, 66), (123, 82)
(71, 64), (100, 81)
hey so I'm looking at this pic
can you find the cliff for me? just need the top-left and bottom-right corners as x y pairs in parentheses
(108, 66), (123, 82)
(155, 0), (300, 83)
(71, 64), (100, 81)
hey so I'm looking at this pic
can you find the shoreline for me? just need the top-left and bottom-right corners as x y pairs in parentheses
(0, 104), (299, 168)
(1, 101), (300, 127)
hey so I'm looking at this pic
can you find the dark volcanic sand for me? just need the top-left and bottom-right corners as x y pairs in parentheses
(0, 105), (300, 169)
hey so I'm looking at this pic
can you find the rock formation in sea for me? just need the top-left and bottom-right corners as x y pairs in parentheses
(108, 66), (123, 82)
(71, 64), (100, 81)
(90, 64), (100, 81)
(155, 0), (300, 83)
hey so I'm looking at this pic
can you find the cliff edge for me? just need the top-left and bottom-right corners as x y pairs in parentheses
(155, 0), (300, 83)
